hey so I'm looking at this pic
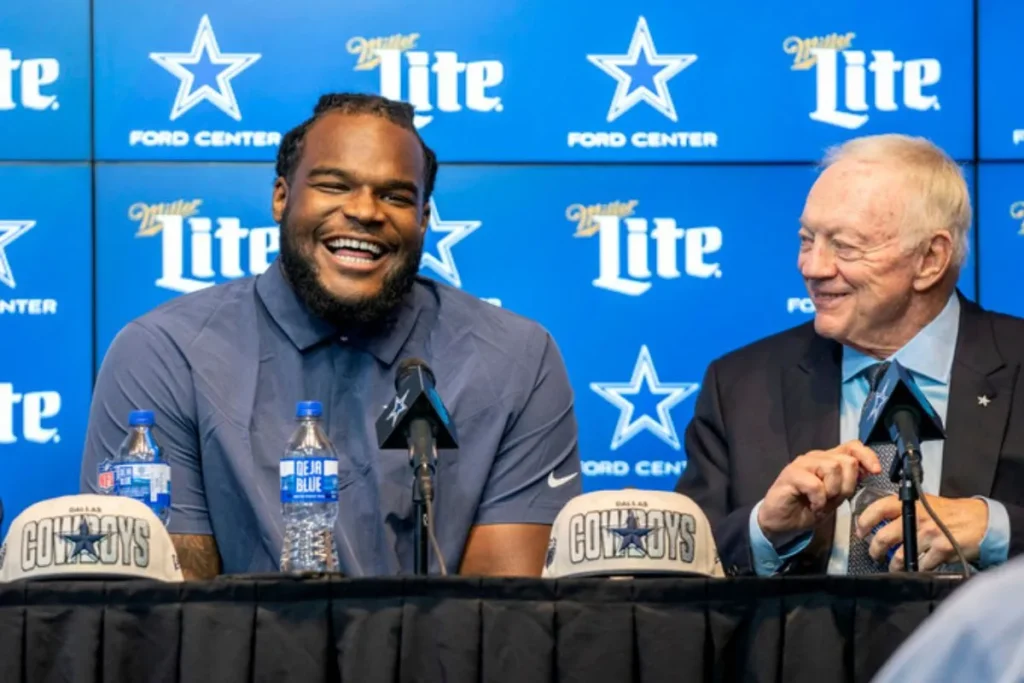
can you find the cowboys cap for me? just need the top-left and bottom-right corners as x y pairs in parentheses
(0, 494), (184, 582)
(542, 489), (725, 579)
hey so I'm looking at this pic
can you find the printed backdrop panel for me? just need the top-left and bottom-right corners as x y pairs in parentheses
(93, 163), (977, 494)
(0, 165), (93, 537)
(977, 164), (1024, 316)
(92, 0), (972, 162)
(978, 2), (1024, 159)
(0, 1), (90, 160)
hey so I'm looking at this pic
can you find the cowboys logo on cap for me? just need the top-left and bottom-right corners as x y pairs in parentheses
(0, 494), (184, 583)
(542, 489), (725, 579)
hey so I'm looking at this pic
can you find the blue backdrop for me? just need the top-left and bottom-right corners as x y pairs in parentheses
(1, 0), (1020, 536)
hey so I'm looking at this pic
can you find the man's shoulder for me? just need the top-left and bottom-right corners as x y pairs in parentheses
(982, 306), (1024, 362)
(114, 277), (258, 353)
(424, 278), (555, 360)
(709, 321), (820, 378)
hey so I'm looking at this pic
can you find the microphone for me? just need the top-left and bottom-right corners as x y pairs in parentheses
(858, 360), (945, 475)
(375, 358), (458, 576)
(375, 358), (458, 455)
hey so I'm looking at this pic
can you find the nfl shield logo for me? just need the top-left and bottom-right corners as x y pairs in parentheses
(97, 460), (115, 493)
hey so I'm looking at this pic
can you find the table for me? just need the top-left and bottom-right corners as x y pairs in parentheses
(0, 574), (964, 683)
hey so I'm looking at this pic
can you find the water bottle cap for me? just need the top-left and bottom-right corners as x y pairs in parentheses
(129, 410), (154, 426)
(296, 401), (322, 418)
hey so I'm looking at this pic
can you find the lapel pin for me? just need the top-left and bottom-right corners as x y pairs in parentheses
(978, 395), (992, 407)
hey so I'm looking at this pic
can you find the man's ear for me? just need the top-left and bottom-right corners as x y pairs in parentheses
(272, 177), (288, 224)
(420, 199), (430, 236)
(913, 230), (954, 292)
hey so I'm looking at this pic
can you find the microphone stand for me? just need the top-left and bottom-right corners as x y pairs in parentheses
(407, 418), (436, 576)
(889, 443), (923, 572)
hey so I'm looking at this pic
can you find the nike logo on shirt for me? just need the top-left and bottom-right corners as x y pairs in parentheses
(548, 471), (578, 488)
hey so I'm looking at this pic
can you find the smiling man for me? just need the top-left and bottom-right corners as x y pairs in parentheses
(675, 133), (1024, 577)
(79, 93), (581, 579)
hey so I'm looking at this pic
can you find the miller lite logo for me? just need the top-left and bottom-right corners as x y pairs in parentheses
(347, 31), (505, 128)
(130, 200), (279, 294)
(567, 200), (723, 296)
(0, 382), (62, 445)
(0, 49), (60, 111)
(1010, 201), (1024, 235)
(784, 33), (942, 130)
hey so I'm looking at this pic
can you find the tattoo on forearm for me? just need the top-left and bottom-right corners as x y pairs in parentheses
(171, 534), (222, 580)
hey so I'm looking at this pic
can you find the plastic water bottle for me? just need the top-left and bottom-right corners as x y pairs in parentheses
(105, 410), (171, 526)
(279, 401), (339, 572)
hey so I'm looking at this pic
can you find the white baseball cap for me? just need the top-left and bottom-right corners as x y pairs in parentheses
(542, 489), (725, 579)
(0, 494), (184, 583)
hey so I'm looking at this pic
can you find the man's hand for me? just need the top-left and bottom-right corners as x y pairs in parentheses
(459, 524), (551, 576)
(757, 441), (882, 546)
(170, 534), (222, 580)
(855, 495), (988, 571)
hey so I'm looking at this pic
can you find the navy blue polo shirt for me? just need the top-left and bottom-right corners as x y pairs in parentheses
(79, 259), (581, 575)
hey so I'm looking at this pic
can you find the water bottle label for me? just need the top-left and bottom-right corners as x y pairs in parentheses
(280, 458), (339, 503)
(113, 462), (172, 513)
(97, 459), (115, 494)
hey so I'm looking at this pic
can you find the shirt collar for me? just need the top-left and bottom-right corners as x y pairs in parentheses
(255, 257), (422, 366)
(841, 292), (961, 385)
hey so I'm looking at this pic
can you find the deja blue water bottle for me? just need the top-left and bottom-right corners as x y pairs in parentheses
(105, 410), (172, 526)
(279, 401), (339, 572)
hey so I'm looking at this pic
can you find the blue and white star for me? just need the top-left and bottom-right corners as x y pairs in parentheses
(867, 378), (893, 423)
(386, 389), (410, 428)
(590, 345), (700, 451)
(0, 220), (35, 289)
(150, 14), (261, 122)
(62, 520), (107, 562)
(586, 16), (698, 123)
(610, 510), (655, 556)
(419, 199), (481, 288)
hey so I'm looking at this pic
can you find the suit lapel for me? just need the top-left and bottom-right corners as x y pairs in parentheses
(782, 330), (843, 460)
(781, 329), (843, 572)
(941, 297), (1018, 498)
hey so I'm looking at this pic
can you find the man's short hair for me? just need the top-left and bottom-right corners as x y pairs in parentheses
(275, 93), (439, 205)
(820, 134), (972, 269)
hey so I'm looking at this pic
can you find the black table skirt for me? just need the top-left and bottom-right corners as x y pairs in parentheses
(0, 574), (963, 683)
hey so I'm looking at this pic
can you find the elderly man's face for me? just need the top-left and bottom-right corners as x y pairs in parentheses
(797, 159), (921, 350)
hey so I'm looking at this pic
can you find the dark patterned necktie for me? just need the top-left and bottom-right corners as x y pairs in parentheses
(846, 362), (900, 575)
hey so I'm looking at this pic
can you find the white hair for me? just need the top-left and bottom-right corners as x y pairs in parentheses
(820, 134), (972, 269)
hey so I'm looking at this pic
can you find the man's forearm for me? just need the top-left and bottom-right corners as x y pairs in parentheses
(171, 534), (222, 580)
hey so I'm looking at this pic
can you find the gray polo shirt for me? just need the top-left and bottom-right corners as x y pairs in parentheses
(79, 259), (581, 576)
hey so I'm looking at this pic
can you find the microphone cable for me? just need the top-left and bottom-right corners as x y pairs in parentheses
(424, 491), (448, 576)
(908, 463), (971, 581)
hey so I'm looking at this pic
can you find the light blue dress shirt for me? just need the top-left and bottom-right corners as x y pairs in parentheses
(748, 293), (1010, 575)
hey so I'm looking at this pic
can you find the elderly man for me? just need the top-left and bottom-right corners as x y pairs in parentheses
(676, 134), (1024, 576)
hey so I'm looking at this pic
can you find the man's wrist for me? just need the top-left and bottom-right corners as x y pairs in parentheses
(757, 505), (807, 549)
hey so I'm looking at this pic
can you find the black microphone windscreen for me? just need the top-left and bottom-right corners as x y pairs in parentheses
(395, 357), (435, 390)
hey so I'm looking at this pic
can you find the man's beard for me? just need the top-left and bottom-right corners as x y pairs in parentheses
(279, 218), (422, 332)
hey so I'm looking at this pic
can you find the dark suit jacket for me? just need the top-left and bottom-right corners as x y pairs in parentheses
(675, 292), (1024, 575)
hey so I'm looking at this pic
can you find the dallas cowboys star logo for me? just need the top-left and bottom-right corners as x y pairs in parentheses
(62, 520), (107, 562)
(419, 199), (481, 288)
(867, 378), (892, 423)
(610, 510), (655, 556)
(590, 345), (700, 451)
(387, 389), (410, 427)
(0, 220), (35, 289)
(586, 16), (698, 123)
(150, 14), (261, 122)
